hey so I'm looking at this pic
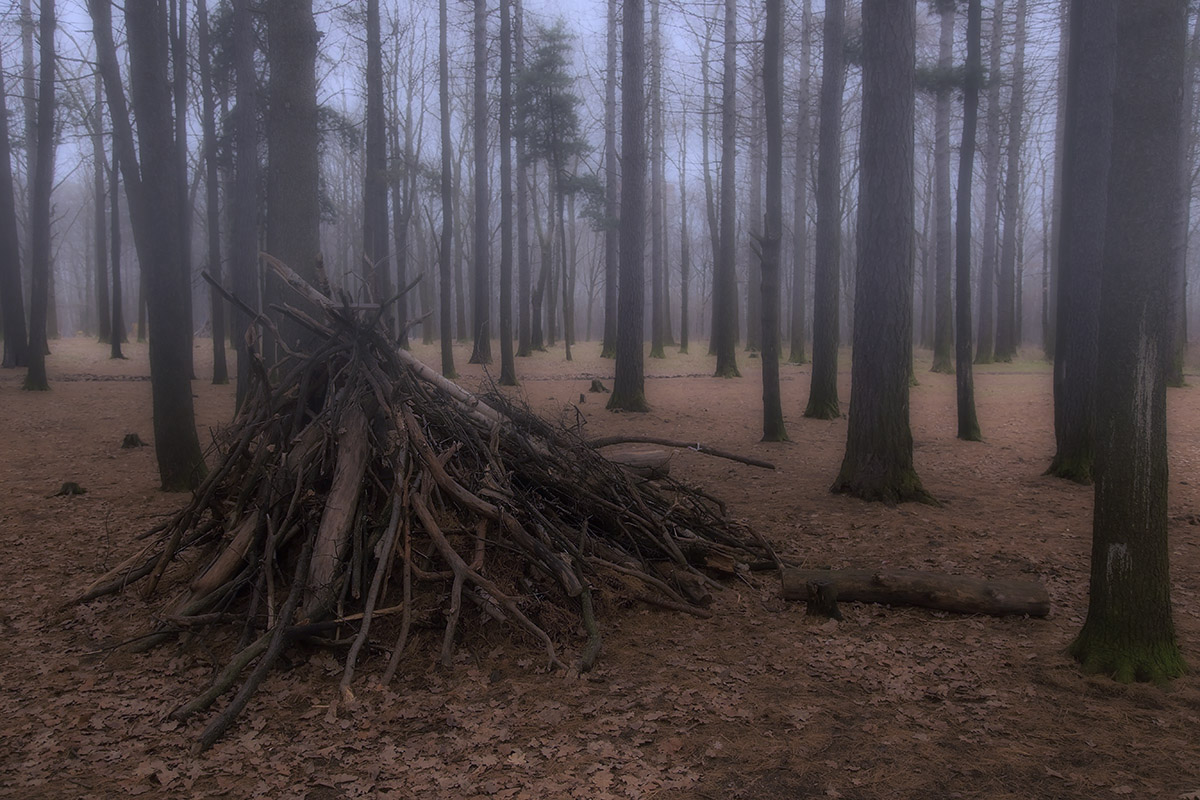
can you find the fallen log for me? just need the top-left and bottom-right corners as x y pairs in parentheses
(605, 446), (672, 479)
(588, 435), (775, 471)
(780, 568), (1050, 618)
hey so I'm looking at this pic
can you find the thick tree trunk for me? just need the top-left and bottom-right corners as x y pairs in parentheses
(833, 0), (930, 504)
(230, 0), (259, 408)
(804, 0), (844, 417)
(23, 0), (54, 392)
(601, 0), (619, 359)
(1069, 0), (1187, 683)
(975, 0), (1004, 365)
(0, 48), (28, 370)
(788, 0), (812, 366)
(198, 0), (227, 385)
(931, 3), (955, 374)
(781, 568), (1050, 617)
(608, 0), (648, 411)
(1045, 0), (1068, 361)
(1167, 10), (1200, 387)
(498, 0), (517, 384)
(712, 0), (740, 379)
(469, 0), (491, 364)
(995, 0), (1027, 362)
(760, 0), (786, 442)
(1047, 0), (1115, 483)
(438, 0), (456, 378)
(955, 0), (982, 442)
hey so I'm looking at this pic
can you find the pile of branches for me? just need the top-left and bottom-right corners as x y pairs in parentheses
(74, 257), (772, 751)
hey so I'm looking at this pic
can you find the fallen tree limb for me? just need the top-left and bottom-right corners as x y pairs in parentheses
(588, 435), (776, 471)
(780, 568), (1050, 617)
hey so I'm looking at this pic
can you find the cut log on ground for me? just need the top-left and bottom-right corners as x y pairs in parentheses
(588, 435), (776, 470)
(781, 568), (1050, 617)
(604, 445), (672, 479)
(73, 253), (769, 751)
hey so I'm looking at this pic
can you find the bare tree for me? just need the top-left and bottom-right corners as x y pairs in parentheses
(955, 0), (982, 441)
(24, 0), (56, 392)
(788, 0), (813, 366)
(198, 0), (227, 384)
(498, 0), (518, 383)
(930, 0), (955, 374)
(650, 0), (666, 360)
(230, 0), (259, 408)
(995, 0), (1027, 361)
(600, 0), (619, 359)
(92, 72), (111, 346)
(712, 0), (740, 379)
(0, 48), (28, 370)
(469, 0), (491, 364)
(438, 0), (456, 378)
(975, 0), (1004, 365)
(760, 0), (786, 442)
(608, 0), (648, 411)
(364, 0), (391, 317)
(804, 0), (845, 418)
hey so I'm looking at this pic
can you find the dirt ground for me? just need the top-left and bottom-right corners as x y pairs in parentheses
(1, 337), (1198, 800)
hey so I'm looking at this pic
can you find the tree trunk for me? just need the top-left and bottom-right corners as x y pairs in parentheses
(23, 0), (55, 392)
(931, 2), (955, 374)
(679, 108), (690, 355)
(498, 0), (517, 384)
(1047, 0), (1115, 483)
(469, 0), (491, 364)
(453, 154), (469, 343)
(109, 145), (126, 359)
(230, 0), (259, 408)
(955, 0), (982, 442)
(746, 35), (763, 355)
(438, 0), (456, 378)
(601, 0), (619, 359)
(1045, 0), (1067, 361)
(832, 0), (930, 504)
(363, 0), (390, 320)
(1167, 9), (1200, 387)
(170, 0), (193, 378)
(0, 47), (28, 370)
(760, 0), (786, 442)
(804, 0), (845, 418)
(515, 0), (532, 358)
(608, 0), (648, 411)
(702, 27), (721, 357)
(266, 0), (322, 355)
(975, 0), (1004, 365)
(93, 72), (111, 346)
(92, 0), (207, 489)
(781, 568), (1050, 617)
(649, 0), (665, 360)
(198, 0), (227, 385)
(712, 0), (740, 379)
(788, 0), (812, 366)
(995, 0), (1027, 362)
(1069, 0), (1187, 684)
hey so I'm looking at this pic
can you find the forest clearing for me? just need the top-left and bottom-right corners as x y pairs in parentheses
(1, 338), (1197, 800)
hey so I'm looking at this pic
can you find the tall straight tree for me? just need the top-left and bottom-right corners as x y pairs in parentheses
(649, 0), (666, 360)
(788, 0), (812, 366)
(92, 73), (111, 346)
(608, 0), (648, 411)
(1069, 0), (1187, 684)
(90, 0), (207, 489)
(930, 0), (955, 374)
(1045, 0), (1068, 360)
(363, 0), (390, 313)
(679, 108), (691, 355)
(975, 0), (1003, 365)
(712, 0), (740, 379)
(266, 0), (322, 353)
(745, 29), (763, 355)
(469, 0), (491, 364)
(759, 0), (786, 442)
(22, 0), (56, 344)
(498, 0), (517, 384)
(170, 0), (193, 377)
(438, 0), (456, 378)
(804, 0), (845, 418)
(198, 0), (227, 384)
(600, 0), (619, 358)
(24, 0), (56, 392)
(833, 0), (930, 504)
(230, 0), (259, 408)
(0, 48), (28, 370)
(954, 0), (982, 441)
(1167, 10), (1200, 387)
(1047, 0), (1115, 483)
(995, 0), (1027, 361)
(515, 0), (533, 358)
(109, 146), (126, 359)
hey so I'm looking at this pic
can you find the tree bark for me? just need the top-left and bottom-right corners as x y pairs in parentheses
(109, 145), (126, 359)
(1167, 9), (1200, 387)
(0, 47), (28, 370)
(438, 0), (456, 378)
(363, 0), (391, 319)
(760, 0), (786, 442)
(781, 568), (1050, 617)
(930, 2), (955, 374)
(498, 0), (517, 384)
(23, 0), (54, 391)
(746, 30), (763, 355)
(955, 0), (982, 442)
(680, 108), (691, 355)
(1069, 0), (1187, 683)
(804, 0), (845, 417)
(170, 0), (193, 378)
(788, 0), (812, 366)
(1047, 0), (1115, 483)
(230, 0), (259, 409)
(975, 0), (1004, 365)
(601, 0), (619, 359)
(469, 0), (491, 364)
(608, 0), (648, 411)
(995, 0), (1027, 362)
(649, 0), (665, 360)
(93, 72), (111, 346)
(198, 0), (227, 385)
(712, 0), (740, 379)
(832, 0), (930, 505)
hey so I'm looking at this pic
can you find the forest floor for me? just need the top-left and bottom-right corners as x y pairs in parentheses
(1, 337), (1199, 800)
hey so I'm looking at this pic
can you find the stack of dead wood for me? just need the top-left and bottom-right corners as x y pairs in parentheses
(74, 256), (770, 751)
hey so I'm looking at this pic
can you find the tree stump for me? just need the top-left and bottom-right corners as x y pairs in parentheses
(589, 379), (609, 393)
(121, 433), (146, 449)
(805, 579), (842, 620)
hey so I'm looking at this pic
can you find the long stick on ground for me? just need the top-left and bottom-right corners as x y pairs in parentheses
(588, 435), (777, 470)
